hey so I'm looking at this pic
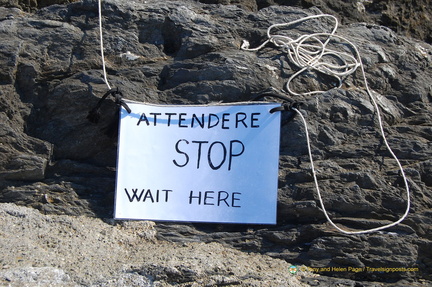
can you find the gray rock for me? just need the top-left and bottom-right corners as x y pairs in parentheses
(0, 267), (74, 287)
(0, 0), (431, 286)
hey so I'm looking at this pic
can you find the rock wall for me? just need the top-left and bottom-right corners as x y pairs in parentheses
(205, 0), (432, 44)
(0, 0), (431, 285)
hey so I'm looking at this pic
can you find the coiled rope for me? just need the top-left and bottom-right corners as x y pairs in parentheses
(242, 14), (410, 234)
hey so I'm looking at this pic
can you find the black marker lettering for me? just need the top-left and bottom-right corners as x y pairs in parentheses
(124, 188), (144, 202)
(143, 189), (154, 202)
(235, 112), (247, 128)
(179, 113), (188, 128)
(165, 113), (176, 126)
(207, 141), (227, 170)
(163, 189), (173, 202)
(173, 139), (189, 167)
(191, 114), (205, 128)
(189, 190), (202, 205)
(251, 113), (260, 128)
(229, 140), (245, 171)
(208, 114), (219, 129)
(149, 113), (161, 126)
(222, 113), (230, 129)
(137, 113), (150, 126)
(204, 191), (214, 205)
(192, 141), (209, 169)
(217, 191), (230, 207)
(125, 188), (144, 202)
(232, 192), (241, 207)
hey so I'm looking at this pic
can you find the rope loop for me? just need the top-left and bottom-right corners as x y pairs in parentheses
(243, 14), (411, 234)
(242, 14), (361, 96)
(253, 92), (302, 123)
(87, 87), (131, 124)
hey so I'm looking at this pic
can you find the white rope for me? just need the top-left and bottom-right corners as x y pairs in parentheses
(241, 14), (360, 96)
(293, 108), (410, 234)
(242, 14), (410, 234)
(98, 0), (111, 90)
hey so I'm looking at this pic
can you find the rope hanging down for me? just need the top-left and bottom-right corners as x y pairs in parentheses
(87, 0), (131, 135)
(98, 0), (111, 90)
(242, 14), (410, 234)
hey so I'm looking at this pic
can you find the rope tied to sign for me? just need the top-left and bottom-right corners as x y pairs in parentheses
(252, 92), (302, 124)
(243, 14), (411, 234)
(87, 87), (132, 137)
(87, 87), (132, 124)
(87, 0), (131, 136)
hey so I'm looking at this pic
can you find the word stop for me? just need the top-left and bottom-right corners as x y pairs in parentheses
(173, 139), (245, 170)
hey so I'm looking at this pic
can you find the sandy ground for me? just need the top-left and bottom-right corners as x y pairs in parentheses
(0, 203), (312, 286)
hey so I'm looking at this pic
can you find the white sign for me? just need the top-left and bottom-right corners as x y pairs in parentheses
(114, 101), (281, 224)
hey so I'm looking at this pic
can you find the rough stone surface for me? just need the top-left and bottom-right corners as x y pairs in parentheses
(0, 203), (315, 286)
(204, 0), (432, 44)
(0, 0), (431, 286)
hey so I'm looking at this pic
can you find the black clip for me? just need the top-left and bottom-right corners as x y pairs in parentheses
(111, 88), (132, 114)
(270, 102), (301, 113)
(87, 87), (132, 138)
(87, 87), (131, 124)
(253, 92), (302, 123)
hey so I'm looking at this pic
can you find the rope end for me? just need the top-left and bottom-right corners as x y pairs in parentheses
(240, 40), (250, 50)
